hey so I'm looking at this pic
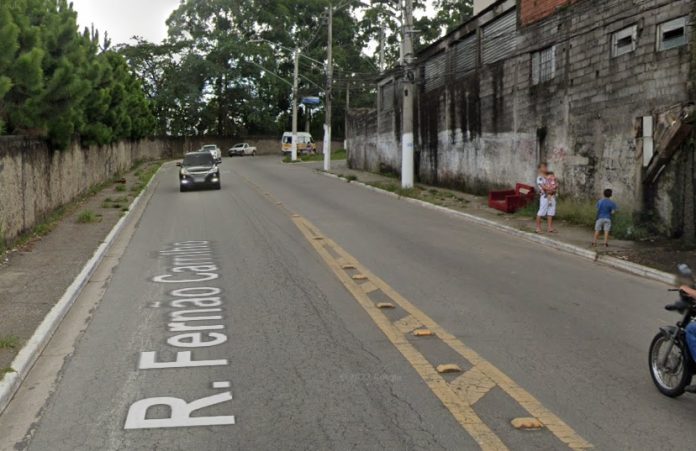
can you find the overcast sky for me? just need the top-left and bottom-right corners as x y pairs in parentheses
(71, 0), (181, 45)
(71, 0), (436, 46)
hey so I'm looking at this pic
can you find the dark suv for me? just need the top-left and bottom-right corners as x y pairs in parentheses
(177, 152), (221, 192)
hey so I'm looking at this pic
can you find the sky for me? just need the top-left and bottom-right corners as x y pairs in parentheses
(71, 1), (437, 47)
(71, 0), (181, 45)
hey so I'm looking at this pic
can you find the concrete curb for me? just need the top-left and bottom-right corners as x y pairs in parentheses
(0, 163), (164, 415)
(318, 171), (676, 286)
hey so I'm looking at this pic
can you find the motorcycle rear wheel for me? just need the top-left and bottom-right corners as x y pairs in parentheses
(649, 332), (692, 397)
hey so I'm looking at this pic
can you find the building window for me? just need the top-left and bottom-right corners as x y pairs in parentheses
(657, 17), (688, 51)
(531, 46), (555, 85)
(611, 25), (637, 57)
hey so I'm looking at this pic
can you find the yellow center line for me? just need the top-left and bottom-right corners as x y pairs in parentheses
(293, 216), (508, 451)
(237, 171), (592, 450)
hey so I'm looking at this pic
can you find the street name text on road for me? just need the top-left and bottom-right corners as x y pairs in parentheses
(124, 241), (236, 430)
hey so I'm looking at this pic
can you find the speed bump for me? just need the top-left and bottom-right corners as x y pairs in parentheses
(511, 417), (543, 430)
(413, 329), (433, 337)
(436, 364), (462, 374)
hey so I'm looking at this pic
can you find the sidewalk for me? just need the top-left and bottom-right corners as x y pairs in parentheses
(0, 161), (162, 381)
(306, 160), (694, 282)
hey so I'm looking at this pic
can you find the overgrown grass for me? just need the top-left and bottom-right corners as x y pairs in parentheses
(114, 184), (126, 192)
(76, 210), (101, 224)
(0, 335), (20, 350)
(364, 180), (472, 210)
(1, 367), (16, 376)
(132, 162), (161, 194)
(516, 198), (652, 240)
(283, 149), (347, 163)
(367, 181), (422, 199)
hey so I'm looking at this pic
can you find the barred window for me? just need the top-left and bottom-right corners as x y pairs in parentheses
(657, 17), (688, 51)
(612, 25), (637, 57)
(531, 46), (555, 85)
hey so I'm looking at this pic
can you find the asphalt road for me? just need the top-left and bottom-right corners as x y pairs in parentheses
(1, 156), (694, 450)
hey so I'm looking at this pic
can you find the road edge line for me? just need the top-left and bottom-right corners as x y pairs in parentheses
(0, 162), (165, 415)
(316, 170), (675, 286)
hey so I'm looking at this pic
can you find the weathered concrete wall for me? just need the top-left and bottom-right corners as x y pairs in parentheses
(349, 0), (694, 233)
(0, 134), (346, 247)
(0, 137), (172, 245)
(347, 109), (380, 172)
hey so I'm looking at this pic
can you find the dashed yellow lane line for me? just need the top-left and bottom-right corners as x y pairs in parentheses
(292, 216), (508, 450)
(238, 172), (592, 450)
(292, 215), (591, 450)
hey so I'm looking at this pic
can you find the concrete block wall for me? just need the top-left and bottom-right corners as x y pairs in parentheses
(347, 0), (693, 235)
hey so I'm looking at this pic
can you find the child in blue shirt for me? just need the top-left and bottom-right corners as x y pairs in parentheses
(593, 189), (618, 247)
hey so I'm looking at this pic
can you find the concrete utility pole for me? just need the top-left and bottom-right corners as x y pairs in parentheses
(344, 82), (350, 150)
(292, 49), (300, 161)
(323, 4), (334, 171)
(401, 0), (415, 188)
(379, 25), (386, 73)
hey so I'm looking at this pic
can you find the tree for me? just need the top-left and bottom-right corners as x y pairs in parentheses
(0, 0), (154, 147)
(3, 0), (45, 136)
(415, 0), (473, 49)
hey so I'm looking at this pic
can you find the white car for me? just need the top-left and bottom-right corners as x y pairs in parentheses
(228, 143), (257, 157)
(201, 144), (222, 162)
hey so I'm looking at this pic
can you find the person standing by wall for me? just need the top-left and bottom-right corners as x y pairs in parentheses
(592, 189), (618, 247)
(535, 162), (557, 233)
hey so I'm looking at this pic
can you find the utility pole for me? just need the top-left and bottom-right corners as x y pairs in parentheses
(291, 49), (299, 161)
(323, 3), (333, 171)
(379, 25), (385, 73)
(401, 0), (415, 188)
(344, 82), (350, 150)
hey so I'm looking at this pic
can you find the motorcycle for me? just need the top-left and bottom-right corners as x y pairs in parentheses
(649, 264), (696, 397)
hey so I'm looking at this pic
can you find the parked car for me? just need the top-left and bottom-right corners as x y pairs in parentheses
(177, 151), (221, 192)
(200, 144), (222, 162)
(281, 132), (316, 155)
(228, 143), (257, 157)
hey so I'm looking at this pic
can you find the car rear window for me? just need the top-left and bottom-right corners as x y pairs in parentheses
(183, 153), (214, 166)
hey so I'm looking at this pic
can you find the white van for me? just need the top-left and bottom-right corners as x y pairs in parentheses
(281, 132), (316, 155)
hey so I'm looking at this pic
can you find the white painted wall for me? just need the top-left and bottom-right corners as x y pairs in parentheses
(474, 0), (496, 15)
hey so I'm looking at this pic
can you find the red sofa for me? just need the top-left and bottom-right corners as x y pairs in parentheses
(488, 183), (536, 213)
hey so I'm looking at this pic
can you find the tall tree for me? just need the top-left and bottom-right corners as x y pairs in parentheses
(0, 3), (19, 134)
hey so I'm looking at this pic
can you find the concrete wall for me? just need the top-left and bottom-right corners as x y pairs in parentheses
(0, 137), (172, 245)
(0, 134), (346, 246)
(348, 0), (695, 233)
